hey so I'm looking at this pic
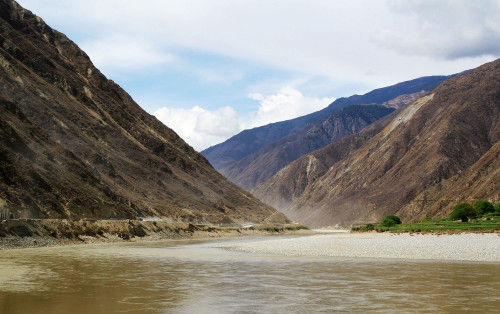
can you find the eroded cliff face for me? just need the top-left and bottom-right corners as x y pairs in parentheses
(258, 59), (499, 227)
(0, 0), (288, 224)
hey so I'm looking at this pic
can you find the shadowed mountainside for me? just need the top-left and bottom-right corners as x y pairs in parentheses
(0, 0), (288, 224)
(221, 105), (395, 189)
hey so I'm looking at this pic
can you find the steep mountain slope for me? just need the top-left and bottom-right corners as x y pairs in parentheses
(253, 113), (396, 213)
(253, 91), (424, 210)
(397, 142), (500, 221)
(0, 0), (288, 224)
(284, 59), (499, 226)
(221, 105), (395, 189)
(202, 76), (452, 170)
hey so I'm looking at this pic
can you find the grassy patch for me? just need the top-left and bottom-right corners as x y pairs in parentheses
(353, 214), (500, 233)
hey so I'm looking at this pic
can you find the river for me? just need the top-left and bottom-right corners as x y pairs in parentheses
(0, 234), (499, 313)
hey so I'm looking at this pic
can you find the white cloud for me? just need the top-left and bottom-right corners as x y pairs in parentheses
(17, 0), (500, 86)
(80, 36), (175, 72)
(195, 106), (241, 137)
(375, 0), (500, 60)
(154, 106), (241, 151)
(15, 0), (500, 151)
(245, 87), (334, 128)
(154, 87), (334, 150)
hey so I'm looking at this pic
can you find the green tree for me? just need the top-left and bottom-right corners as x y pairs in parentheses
(380, 215), (402, 227)
(495, 202), (500, 214)
(450, 203), (475, 222)
(474, 200), (494, 216)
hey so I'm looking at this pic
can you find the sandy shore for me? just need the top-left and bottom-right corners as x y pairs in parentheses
(216, 232), (500, 262)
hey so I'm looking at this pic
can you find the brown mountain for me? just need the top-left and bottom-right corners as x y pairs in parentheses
(0, 0), (288, 224)
(253, 112), (396, 214)
(257, 59), (500, 226)
(397, 141), (500, 221)
(221, 105), (395, 189)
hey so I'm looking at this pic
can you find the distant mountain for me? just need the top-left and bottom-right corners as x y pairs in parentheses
(202, 75), (453, 170)
(0, 0), (288, 224)
(253, 112), (395, 213)
(221, 105), (395, 189)
(260, 59), (499, 226)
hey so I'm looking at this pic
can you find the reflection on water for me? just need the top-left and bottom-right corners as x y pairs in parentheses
(0, 236), (499, 313)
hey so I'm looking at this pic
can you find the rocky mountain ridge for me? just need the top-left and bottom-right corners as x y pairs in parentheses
(221, 104), (395, 189)
(202, 76), (453, 170)
(0, 0), (288, 225)
(259, 59), (499, 226)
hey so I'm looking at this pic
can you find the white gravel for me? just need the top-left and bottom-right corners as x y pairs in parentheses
(215, 233), (500, 262)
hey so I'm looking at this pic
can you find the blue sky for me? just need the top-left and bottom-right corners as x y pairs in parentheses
(17, 0), (500, 150)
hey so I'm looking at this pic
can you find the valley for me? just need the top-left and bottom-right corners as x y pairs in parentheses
(0, 1), (499, 312)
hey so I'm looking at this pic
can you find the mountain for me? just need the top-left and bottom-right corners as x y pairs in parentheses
(266, 59), (499, 226)
(0, 0), (288, 224)
(221, 105), (395, 189)
(253, 112), (396, 213)
(202, 76), (453, 170)
(397, 141), (499, 222)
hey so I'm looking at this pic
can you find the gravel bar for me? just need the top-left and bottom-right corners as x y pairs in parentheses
(215, 233), (500, 262)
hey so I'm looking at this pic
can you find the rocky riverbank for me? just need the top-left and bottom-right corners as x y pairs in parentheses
(0, 219), (309, 250)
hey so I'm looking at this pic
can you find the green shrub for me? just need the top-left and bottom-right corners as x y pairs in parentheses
(450, 203), (476, 222)
(494, 203), (500, 214)
(365, 223), (375, 230)
(351, 223), (376, 232)
(380, 215), (402, 227)
(474, 200), (494, 216)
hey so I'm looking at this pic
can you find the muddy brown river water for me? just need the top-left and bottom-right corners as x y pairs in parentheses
(0, 235), (499, 313)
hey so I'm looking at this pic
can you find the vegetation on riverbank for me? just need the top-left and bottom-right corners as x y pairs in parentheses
(352, 200), (500, 233)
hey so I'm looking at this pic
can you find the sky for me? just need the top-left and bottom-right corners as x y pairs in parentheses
(17, 0), (500, 151)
